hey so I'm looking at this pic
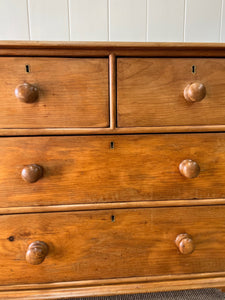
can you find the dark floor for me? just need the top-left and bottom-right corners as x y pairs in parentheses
(62, 289), (225, 300)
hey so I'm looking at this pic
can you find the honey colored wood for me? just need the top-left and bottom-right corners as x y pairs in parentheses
(184, 82), (206, 103)
(175, 234), (195, 255)
(1, 133), (225, 208)
(0, 206), (225, 286)
(0, 43), (225, 134)
(0, 198), (225, 215)
(0, 57), (109, 128)
(1, 271), (225, 292)
(117, 58), (225, 127)
(2, 41), (225, 58)
(15, 83), (39, 103)
(26, 241), (48, 265)
(1, 277), (225, 299)
(109, 53), (117, 129)
(1, 42), (225, 297)
(3, 124), (225, 136)
(21, 164), (43, 183)
(179, 159), (200, 179)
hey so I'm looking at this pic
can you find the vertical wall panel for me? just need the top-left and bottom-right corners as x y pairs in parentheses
(28, 0), (69, 41)
(69, 0), (108, 41)
(109, 0), (146, 41)
(185, 0), (222, 42)
(0, 0), (225, 42)
(221, 0), (225, 42)
(147, 0), (184, 42)
(0, 0), (29, 40)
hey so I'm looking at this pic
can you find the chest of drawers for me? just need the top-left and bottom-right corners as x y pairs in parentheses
(1, 42), (225, 299)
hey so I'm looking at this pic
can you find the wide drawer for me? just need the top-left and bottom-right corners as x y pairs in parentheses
(1, 205), (225, 285)
(117, 58), (225, 127)
(0, 57), (109, 128)
(1, 133), (225, 208)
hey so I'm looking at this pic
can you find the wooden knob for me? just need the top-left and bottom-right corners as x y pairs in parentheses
(26, 241), (48, 265)
(21, 164), (43, 183)
(179, 159), (200, 179)
(184, 82), (206, 103)
(175, 233), (194, 255)
(15, 83), (39, 103)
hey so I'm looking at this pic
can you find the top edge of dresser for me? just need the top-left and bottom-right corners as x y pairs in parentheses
(1, 41), (225, 57)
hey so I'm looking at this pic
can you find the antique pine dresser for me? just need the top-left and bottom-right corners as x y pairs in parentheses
(1, 42), (225, 299)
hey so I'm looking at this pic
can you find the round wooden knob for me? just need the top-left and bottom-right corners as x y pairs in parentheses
(26, 241), (48, 265)
(179, 159), (200, 179)
(175, 233), (195, 255)
(15, 83), (39, 103)
(184, 82), (206, 103)
(21, 164), (43, 183)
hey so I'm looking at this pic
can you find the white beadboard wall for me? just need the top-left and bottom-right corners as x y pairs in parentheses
(1, 0), (225, 42)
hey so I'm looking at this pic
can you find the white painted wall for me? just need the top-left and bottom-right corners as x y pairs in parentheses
(0, 0), (224, 42)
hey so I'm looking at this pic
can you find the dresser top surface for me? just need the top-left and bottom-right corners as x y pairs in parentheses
(1, 41), (225, 57)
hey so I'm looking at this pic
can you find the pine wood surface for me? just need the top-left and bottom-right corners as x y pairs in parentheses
(1, 277), (225, 299)
(0, 42), (225, 298)
(1, 206), (225, 286)
(0, 57), (108, 128)
(0, 133), (225, 208)
(117, 58), (225, 127)
(1, 41), (225, 58)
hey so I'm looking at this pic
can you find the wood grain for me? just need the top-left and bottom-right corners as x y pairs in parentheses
(15, 83), (39, 103)
(1, 206), (225, 285)
(2, 124), (225, 136)
(1, 277), (225, 299)
(1, 271), (225, 292)
(184, 82), (206, 103)
(0, 57), (109, 128)
(25, 241), (49, 265)
(109, 54), (117, 129)
(175, 233), (195, 255)
(1, 134), (225, 208)
(117, 58), (225, 127)
(1, 41), (225, 58)
(0, 42), (225, 297)
(179, 159), (200, 179)
(0, 199), (225, 215)
(21, 164), (43, 183)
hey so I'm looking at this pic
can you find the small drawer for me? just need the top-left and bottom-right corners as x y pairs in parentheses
(0, 57), (109, 128)
(1, 206), (225, 285)
(1, 133), (225, 208)
(117, 58), (225, 128)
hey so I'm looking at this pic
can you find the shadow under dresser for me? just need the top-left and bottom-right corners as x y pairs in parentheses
(1, 41), (225, 299)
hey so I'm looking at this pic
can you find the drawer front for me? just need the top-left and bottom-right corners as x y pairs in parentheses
(117, 58), (225, 127)
(1, 133), (225, 208)
(0, 57), (108, 128)
(1, 206), (225, 285)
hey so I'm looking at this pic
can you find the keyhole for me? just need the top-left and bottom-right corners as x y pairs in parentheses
(25, 65), (30, 73)
(192, 65), (196, 74)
